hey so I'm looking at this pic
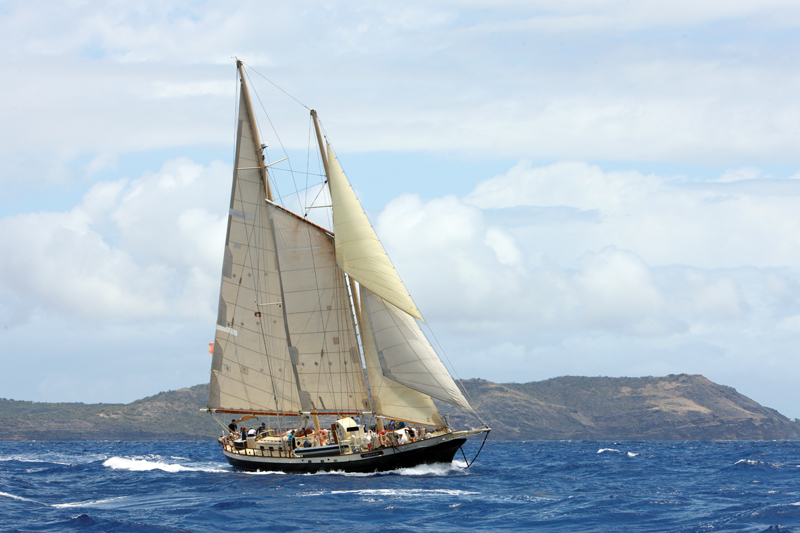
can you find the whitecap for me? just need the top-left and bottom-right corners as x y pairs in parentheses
(0, 491), (40, 504)
(597, 448), (621, 454)
(52, 497), (125, 508)
(302, 460), (466, 478)
(102, 457), (226, 473)
(328, 489), (479, 497)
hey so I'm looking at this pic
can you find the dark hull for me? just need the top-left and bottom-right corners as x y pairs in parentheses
(223, 437), (466, 474)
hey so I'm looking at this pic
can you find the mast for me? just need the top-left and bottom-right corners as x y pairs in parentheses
(237, 60), (273, 202)
(311, 109), (372, 414)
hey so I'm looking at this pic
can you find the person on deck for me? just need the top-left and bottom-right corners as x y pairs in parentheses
(228, 419), (237, 433)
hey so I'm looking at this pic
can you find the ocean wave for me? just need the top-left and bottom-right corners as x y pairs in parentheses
(597, 448), (639, 457)
(0, 452), (108, 466)
(327, 489), (479, 497)
(734, 458), (785, 469)
(597, 448), (621, 454)
(303, 460), (467, 478)
(0, 491), (40, 504)
(1, 491), (124, 509)
(102, 456), (226, 473)
(52, 497), (125, 508)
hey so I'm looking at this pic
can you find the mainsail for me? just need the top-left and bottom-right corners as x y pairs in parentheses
(208, 87), (369, 415)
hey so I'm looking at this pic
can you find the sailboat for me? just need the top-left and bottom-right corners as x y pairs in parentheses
(205, 61), (489, 473)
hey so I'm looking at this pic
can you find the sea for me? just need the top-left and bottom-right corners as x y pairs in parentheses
(1, 440), (799, 532)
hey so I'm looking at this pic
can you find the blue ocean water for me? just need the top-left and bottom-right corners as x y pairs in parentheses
(1, 440), (799, 532)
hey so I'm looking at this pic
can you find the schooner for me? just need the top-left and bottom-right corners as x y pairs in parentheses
(206, 61), (489, 473)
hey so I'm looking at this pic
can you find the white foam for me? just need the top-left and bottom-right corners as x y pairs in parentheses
(307, 460), (467, 478)
(597, 448), (621, 454)
(0, 491), (40, 504)
(328, 489), (479, 497)
(1, 491), (127, 509)
(102, 456), (226, 473)
(735, 459), (762, 466)
(52, 497), (125, 508)
(0, 452), (108, 465)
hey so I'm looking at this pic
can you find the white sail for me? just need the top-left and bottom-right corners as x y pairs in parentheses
(208, 88), (369, 414)
(267, 203), (370, 413)
(326, 144), (422, 320)
(360, 290), (444, 426)
(362, 287), (471, 409)
(209, 88), (296, 412)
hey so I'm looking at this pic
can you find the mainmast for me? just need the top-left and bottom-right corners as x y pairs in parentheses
(237, 60), (273, 202)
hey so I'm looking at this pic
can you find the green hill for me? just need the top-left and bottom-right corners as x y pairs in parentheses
(2, 375), (798, 441)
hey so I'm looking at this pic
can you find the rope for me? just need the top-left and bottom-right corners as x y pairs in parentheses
(459, 429), (490, 469)
(240, 61), (311, 110)
(422, 319), (489, 428)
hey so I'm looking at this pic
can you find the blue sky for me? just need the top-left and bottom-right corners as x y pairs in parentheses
(2, 1), (800, 418)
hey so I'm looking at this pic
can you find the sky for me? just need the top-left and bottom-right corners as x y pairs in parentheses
(2, 1), (800, 417)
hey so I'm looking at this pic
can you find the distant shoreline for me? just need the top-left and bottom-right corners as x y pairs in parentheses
(2, 375), (798, 441)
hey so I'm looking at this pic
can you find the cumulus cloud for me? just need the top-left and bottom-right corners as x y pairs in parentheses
(3, 1), (800, 191)
(0, 157), (228, 324)
(3, 1), (800, 414)
(374, 161), (800, 415)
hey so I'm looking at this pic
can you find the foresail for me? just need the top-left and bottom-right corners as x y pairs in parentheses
(361, 291), (444, 427)
(209, 89), (298, 413)
(267, 203), (370, 413)
(362, 287), (471, 410)
(325, 144), (422, 320)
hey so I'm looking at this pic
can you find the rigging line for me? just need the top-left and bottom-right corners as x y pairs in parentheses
(421, 317), (488, 427)
(241, 67), (303, 211)
(253, 227), (282, 422)
(232, 66), (240, 174)
(259, 209), (294, 431)
(241, 61), (311, 111)
(336, 271), (361, 410)
(458, 429), (490, 469)
(304, 115), (332, 228)
(343, 272), (370, 411)
(230, 169), (290, 420)
(301, 220), (360, 413)
(273, 179), (327, 202)
(305, 118), (312, 218)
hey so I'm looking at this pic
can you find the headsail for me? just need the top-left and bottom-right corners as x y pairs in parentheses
(362, 287), (471, 410)
(360, 290), (445, 426)
(326, 144), (422, 320)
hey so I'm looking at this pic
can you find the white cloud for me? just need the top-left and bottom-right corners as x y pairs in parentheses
(3, 1), (800, 193)
(0, 157), (228, 323)
(372, 161), (800, 415)
(2, 1), (800, 416)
